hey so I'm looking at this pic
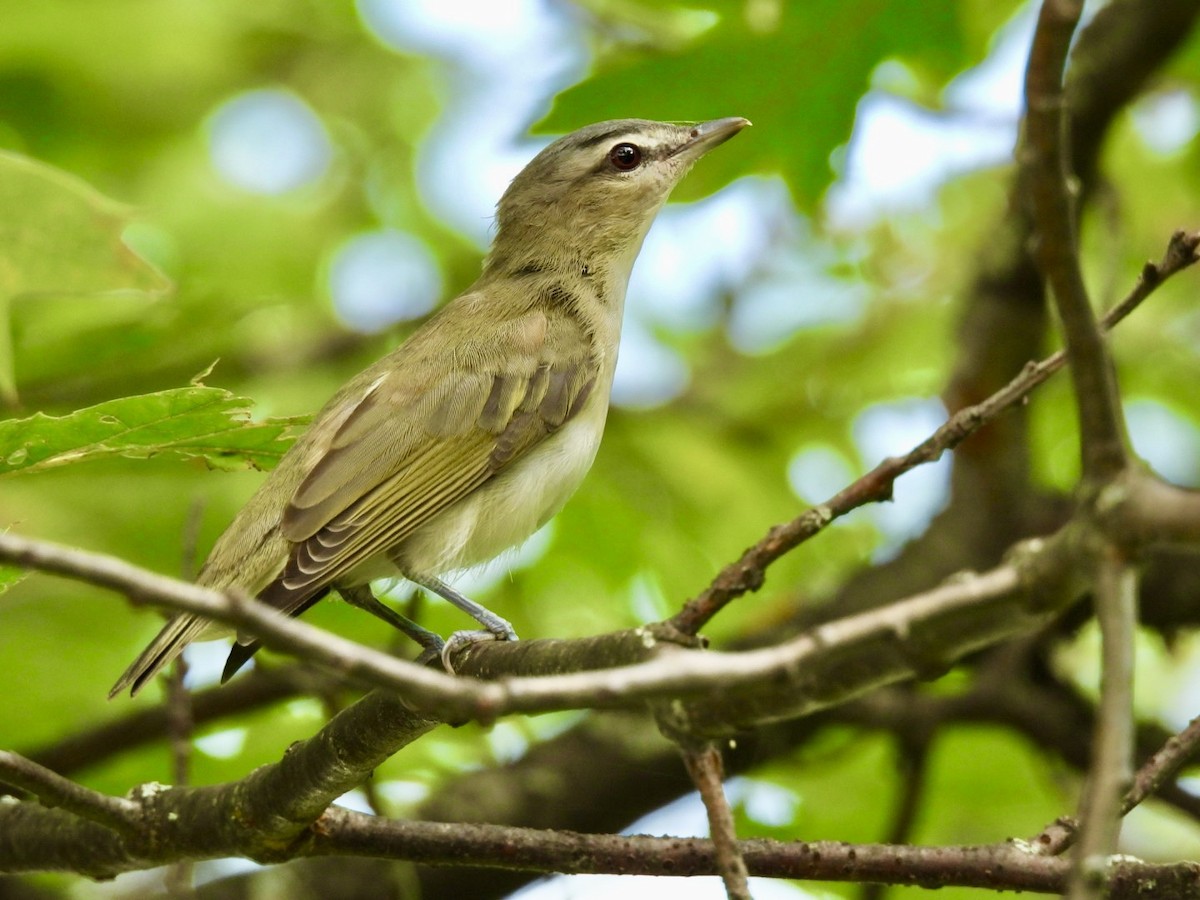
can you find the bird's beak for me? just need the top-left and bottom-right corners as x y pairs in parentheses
(670, 116), (752, 159)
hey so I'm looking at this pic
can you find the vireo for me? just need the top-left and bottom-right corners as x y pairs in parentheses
(111, 116), (750, 697)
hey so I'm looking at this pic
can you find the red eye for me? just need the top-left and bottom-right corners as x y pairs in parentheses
(609, 143), (642, 171)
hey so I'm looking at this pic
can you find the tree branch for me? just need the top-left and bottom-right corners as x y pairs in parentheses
(1033, 709), (1200, 857)
(1068, 547), (1138, 899)
(7, 228), (1193, 803)
(674, 229), (1197, 635)
(1125, 715), (1200, 818)
(1114, 468), (1200, 547)
(386, 5), (1200, 890)
(678, 743), (750, 900)
(0, 752), (139, 835)
(0, 523), (1096, 738)
(307, 810), (1199, 898)
(1023, 0), (1128, 479)
(0, 522), (1106, 881)
(0, 213), (1192, 885)
(4, 795), (1199, 896)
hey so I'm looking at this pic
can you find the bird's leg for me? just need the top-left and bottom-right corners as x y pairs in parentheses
(339, 584), (445, 661)
(405, 574), (518, 670)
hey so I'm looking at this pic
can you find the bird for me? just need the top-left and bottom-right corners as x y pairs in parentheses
(110, 116), (750, 698)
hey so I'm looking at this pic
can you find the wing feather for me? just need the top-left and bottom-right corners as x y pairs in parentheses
(258, 302), (597, 614)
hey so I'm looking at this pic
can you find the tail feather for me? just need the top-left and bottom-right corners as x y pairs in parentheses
(217, 586), (330, 684)
(110, 573), (333, 699)
(108, 614), (212, 698)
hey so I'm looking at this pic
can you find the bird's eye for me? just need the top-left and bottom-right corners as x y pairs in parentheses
(609, 143), (642, 171)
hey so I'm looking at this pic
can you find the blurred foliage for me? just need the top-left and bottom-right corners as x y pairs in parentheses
(2, 0), (1200, 898)
(552, 0), (974, 204)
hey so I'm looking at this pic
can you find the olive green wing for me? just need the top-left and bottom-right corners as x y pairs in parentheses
(266, 306), (597, 609)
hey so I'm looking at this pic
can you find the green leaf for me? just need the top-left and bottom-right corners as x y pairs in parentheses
(0, 151), (171, 301)
(0, 151), (172, 403)
(0, 385), (307, 477)
(544, 0), (972, 206)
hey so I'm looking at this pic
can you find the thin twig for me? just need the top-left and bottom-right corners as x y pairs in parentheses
(0, 751), (139, 835)
(1030, 687), (1200, 858)
(170, 497), (201, 784)
(1067, 547), (1138, 899)
(1100, 230), (1200, 326)
(166, 657), (193, 788)
(680, 743), (750, 900)
(1023, 0), (1128, 479)
(164, 656), (196, 898)
(1125, 715), (1200, 816)
(673, 229), (1198, 635)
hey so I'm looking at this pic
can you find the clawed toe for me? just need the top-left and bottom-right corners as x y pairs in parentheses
(439, 628), (519, 672)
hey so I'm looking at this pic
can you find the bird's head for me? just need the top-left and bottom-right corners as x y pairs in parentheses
(487, 117), (750, 278)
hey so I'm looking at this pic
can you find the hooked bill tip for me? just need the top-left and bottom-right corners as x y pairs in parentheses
(692, 116), (751, 137)
(675, 116), (751, 156)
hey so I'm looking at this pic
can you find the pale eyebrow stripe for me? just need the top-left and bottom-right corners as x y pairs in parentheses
(574, 126), (635, 149)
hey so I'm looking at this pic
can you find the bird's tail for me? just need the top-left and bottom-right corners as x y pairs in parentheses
(108, 614), (212, 698)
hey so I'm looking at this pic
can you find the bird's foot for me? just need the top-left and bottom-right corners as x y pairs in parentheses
(440, 624), (518, 672)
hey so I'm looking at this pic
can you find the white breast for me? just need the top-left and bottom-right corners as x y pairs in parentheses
(394, 382), (612, 578)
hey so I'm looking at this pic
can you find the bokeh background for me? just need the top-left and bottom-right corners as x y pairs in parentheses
(3, 0), (1200, 897)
